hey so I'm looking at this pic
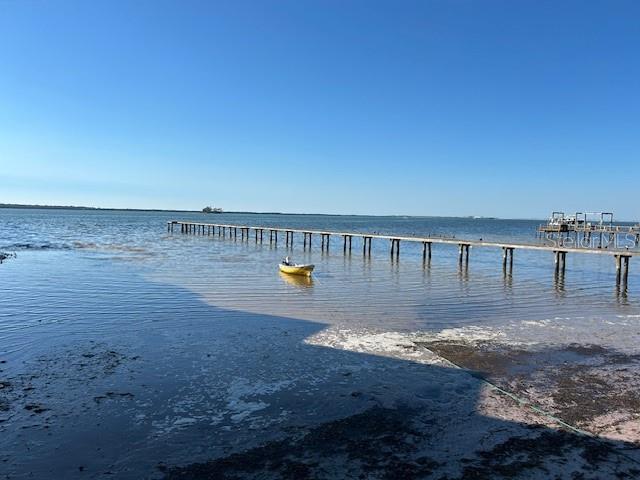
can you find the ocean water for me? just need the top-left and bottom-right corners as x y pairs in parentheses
(1, 208), (638, 352)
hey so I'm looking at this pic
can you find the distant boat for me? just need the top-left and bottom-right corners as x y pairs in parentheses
(202, 206), (223, 214)
(279, 257), (314, 277)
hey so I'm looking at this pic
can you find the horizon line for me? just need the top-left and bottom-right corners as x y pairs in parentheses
(0, 202), (560, 222)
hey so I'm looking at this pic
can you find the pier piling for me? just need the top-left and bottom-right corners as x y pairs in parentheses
(615, 255), (631, 290)
(554, 251), (567, 276)
(458, 244), (470, 264)
(321, 233), (330, 252)
(390, 239), (400, 259)
(502, 247), (514, 274)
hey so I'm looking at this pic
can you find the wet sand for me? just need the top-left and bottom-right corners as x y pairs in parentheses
(420, 339), (640, 443)
(2, 313), (640, 479)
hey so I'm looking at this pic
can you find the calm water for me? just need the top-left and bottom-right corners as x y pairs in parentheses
(1, 208), (639, 358)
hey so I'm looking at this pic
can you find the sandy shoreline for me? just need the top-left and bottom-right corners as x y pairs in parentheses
(2, 317), (640, 479)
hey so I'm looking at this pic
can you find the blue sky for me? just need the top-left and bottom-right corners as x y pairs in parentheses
(1, 1), (638, 219)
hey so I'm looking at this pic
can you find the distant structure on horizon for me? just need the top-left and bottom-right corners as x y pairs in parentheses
(202, 206), (223, 214)
(537, 211), (640, 246)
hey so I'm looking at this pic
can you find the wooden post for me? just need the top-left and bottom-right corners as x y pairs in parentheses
(615, 255), (622, 287)
(503, 248), (514, 273)
(368, 237), (372, 256)
(390, 239), (395, 257)
(343, 235), (347, 254)
(348, 235), (352, 253)
(622, 256), (630, 288)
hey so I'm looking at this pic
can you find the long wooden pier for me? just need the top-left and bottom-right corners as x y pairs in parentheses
(168, 221), (637, 290)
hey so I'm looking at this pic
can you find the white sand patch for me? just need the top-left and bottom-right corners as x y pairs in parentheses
(306, 328), (444, 365)
(225, 378), (293, 423)
(430, 325), (506, 342)
(589, 412), (640, 444)
(151, 414), (212, 436)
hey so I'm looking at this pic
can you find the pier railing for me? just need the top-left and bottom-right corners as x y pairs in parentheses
(168, 221), (636, 290)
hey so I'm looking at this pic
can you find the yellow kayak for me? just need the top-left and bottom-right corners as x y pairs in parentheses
(279, 263), (315, 276)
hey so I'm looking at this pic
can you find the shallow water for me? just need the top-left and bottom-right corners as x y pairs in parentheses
(1, 208), (639, 351)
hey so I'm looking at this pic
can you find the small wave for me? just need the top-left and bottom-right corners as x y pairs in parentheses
(1, 242), (72, 251)
(73, 241), (99, 249)
(73, 242), (149, 254)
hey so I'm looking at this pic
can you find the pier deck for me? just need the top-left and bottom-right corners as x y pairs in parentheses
(168, 221), (637, 289)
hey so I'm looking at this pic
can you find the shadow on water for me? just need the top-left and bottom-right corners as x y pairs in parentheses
(1, 268), (639, 480)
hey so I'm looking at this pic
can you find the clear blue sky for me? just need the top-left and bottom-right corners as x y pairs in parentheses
(1, 1), (638, 219)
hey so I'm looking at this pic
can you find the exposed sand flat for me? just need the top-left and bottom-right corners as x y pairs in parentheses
(3, 318), (639, 479)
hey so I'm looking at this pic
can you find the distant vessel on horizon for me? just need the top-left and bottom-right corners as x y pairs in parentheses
(202, 206), (223, 214)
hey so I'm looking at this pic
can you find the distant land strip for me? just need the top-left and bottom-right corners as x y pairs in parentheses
(0, 204), (333, 216)
(1, 204), (570, 221)
(0, 203), (200, 213)
(0, 204), (491, 218)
